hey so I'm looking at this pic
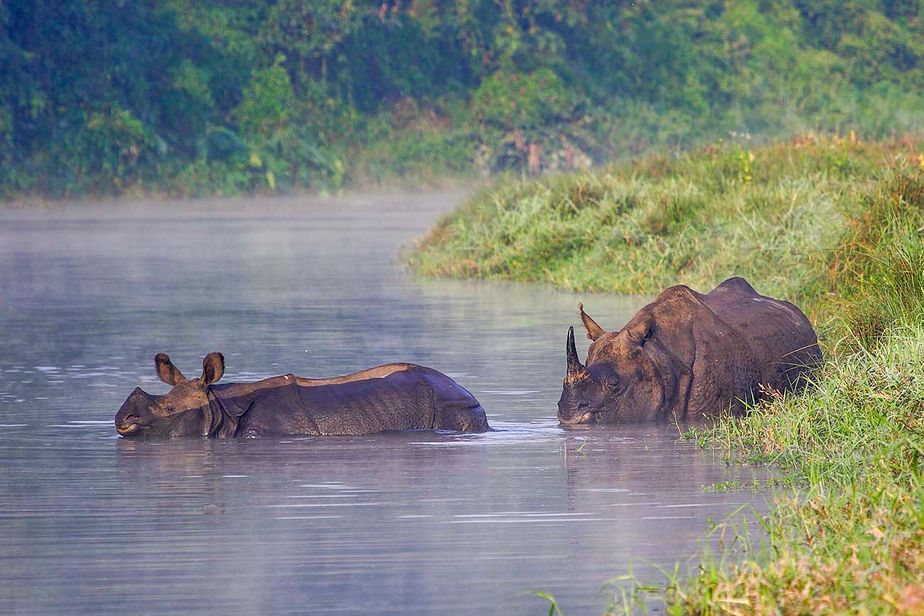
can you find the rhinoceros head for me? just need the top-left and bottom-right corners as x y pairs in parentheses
(557, 304), (685, 425)
(115, 352), (225, 437)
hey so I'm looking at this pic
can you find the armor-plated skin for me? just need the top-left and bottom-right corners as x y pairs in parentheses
(558, 277), (822, 425)
(115, 353), (489, 438)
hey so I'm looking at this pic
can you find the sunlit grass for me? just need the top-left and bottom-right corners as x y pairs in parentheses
(408, 135), (919, 334)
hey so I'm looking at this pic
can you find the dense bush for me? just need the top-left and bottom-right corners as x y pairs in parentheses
(2, 0), (924, 198)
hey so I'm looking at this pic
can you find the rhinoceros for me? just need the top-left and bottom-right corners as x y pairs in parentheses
(115, 352), (489, 437)
(558, 277), (822, 425)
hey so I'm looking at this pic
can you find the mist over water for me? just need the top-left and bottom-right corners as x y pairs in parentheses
(0, 193), (771, 615)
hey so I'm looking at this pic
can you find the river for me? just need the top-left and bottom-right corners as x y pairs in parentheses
(0, 192), (770, 615)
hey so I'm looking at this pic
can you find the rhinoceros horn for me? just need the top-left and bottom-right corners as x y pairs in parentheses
(565, 326), (587, 384)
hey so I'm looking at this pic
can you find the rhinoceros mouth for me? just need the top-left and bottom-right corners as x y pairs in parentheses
(116, 422), (141, 436)
(559, 411), (594, 426)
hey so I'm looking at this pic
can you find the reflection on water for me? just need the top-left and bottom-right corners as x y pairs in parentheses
(0, 193), (770, 614)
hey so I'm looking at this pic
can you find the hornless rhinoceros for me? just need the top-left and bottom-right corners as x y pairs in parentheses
(115, 352), (489, 437)
(558, 277), (822, 425)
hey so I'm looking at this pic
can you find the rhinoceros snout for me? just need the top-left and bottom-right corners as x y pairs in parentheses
(558, 409), (593, 426)
(115, 387), (153, 437)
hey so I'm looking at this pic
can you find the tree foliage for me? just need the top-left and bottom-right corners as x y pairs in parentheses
(2, 0), (923, 197)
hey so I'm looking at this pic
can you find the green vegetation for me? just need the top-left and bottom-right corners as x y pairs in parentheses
(411, 137), (924, 613)
(666, 150), (924, 614)
(665, 331), (924, 614)
(4, 1), (924, 198)
(410, 137), (919, 333)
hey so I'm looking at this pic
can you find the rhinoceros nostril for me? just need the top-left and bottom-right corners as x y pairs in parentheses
(122, 414), (139, 423)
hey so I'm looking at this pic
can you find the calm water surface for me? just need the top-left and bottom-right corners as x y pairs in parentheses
(0, 193), (770, 615)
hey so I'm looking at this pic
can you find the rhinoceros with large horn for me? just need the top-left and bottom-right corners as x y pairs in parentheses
(558, 277), (822, 425)
(116, 353), (489, 437)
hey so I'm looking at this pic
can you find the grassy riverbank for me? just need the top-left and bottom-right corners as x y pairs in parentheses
(410, 136), (924, 613)
(410, 135), (919, 332)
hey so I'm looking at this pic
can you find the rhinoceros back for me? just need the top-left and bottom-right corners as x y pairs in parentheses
(249, 365), (488, 435)
(703, 277), (822, 392)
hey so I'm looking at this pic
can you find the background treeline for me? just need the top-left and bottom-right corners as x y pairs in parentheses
(2, 0), (923, 198)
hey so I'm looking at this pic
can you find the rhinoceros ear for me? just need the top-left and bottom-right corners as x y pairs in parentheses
(155, 353), (186, 386)
(625, 317), (654, 347)
(199, 352), (225, 386)
(579, 303), (606, 341)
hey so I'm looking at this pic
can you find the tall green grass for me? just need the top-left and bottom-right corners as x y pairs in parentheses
(410, 136), (919, 332)
(666, 330), (924, 614)
(411, 136), (924, 614)
(661, 167), (924, 614)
